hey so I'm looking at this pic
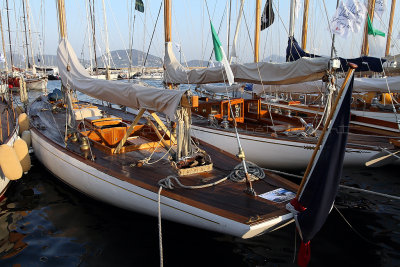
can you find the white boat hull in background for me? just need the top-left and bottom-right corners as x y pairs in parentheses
(26, 78), (48, 92)
(0, 125), (19, 198)
(191, 125), (385, 170)
(31, 129), (292, 238)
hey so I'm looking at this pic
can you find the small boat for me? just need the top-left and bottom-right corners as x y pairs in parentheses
(25, 76), (48, 92)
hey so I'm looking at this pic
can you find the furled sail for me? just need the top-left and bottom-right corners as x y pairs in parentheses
(164, 42), (329, 85)
(58, 39), (185, 119)
(252, 76), (400, 94)
(286, 37), (386, 72)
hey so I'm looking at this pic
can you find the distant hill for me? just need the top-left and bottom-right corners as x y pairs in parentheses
(1, 50), (287, 69)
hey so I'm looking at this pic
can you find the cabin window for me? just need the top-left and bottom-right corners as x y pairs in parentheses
(202, 108), (206, 114)
(211, 105), (219, 114)
(299, 95), (305, 99)
(261, 103), (268, 111)
(248, 102), (258, 113)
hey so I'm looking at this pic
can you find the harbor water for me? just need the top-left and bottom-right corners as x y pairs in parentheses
(0, 80), (399, 266)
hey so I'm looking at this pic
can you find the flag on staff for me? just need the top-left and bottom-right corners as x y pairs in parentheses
(367, 14), (386, 58)
(286, 72), (355, 267)
(210, 21), (234, 85)
(261, 0), (274, 31)
(330, 0), (367, 37)
(135, 0), (144, 13)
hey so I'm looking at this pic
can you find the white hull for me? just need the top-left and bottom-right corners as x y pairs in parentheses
(0, 124), (19, 197)
(191, 125), (384, 170)
(31, 129), (292, 238)
(26, 78), (48, 91)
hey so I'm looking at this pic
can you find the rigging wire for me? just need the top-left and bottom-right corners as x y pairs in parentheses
(142, 1), (162, 68)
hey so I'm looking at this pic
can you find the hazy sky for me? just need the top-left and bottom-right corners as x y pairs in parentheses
(2, 0), (400, 67)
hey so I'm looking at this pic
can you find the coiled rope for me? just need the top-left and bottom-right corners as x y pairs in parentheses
(158, 161), (265, 190)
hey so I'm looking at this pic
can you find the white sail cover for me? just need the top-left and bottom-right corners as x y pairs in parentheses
(199, 83), (244, 94)
(253, 76), (400, 94)
(164, 42), (329, 85)
(58, 39), (185, 118)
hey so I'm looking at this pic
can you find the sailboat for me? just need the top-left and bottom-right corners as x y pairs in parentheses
(29, 0), (313, 239)
(163, 0), (399, 170)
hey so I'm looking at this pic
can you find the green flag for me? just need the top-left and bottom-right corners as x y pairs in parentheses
(210, 21), (234, 85)
(135, 0), (144, 13)
(367, 15), (385, 37)
(211, 22), (223, 62)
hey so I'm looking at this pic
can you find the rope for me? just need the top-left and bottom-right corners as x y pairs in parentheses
(228, 161), (265, 182)
(261, 168), (400, 201)
(159, 175), (228, 190)
(158, 162), (265, 190)
(158, 186), (164, 267)
(333, 205), (377, 246)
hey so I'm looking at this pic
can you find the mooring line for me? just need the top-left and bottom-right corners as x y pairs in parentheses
(262, 168), (400, 201)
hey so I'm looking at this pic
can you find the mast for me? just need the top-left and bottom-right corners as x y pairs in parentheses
(254, 0), (261, 62)
(22, 0), (30, 69)
(0, 12), (8, 72)
(385, 0), (396, 56)
(361, 0), (376, 56)
(164, 0), (171, 43)
(301, 0), (309, 50)
(56, 0), (67, 39)
(88, 0), (99, 75)
(330, 0), (340, 58)
(288, 0), (296, 38)
(101, 0), (111, 79)
(5, 0), (13, 69)
(26, 0), (35, 68)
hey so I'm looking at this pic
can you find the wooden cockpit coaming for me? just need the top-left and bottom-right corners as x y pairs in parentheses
(29, 96), (298, 226)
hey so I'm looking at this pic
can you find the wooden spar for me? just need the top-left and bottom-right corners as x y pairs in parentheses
(385, 0), (396, 56)
(301, 0), (309, 50)
(5, 0), (13, 69)
(361, 0), (376, 56)
(114, 108), (146, 154)
(0, 12), (8, 71)
(149, 111), (176, 144)
(56, 0), (67, 39)
(164, 0), (171, 43)
(254, 0), (261, 63)
(295, 63), (357, 199)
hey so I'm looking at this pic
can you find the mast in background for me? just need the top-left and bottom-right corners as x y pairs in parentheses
(385, 0), (396, 56)
(254, 0), (261, 62)
(361, 0), (376, 56)
(0, 12), (8, 72)
(22, 0), (31, 69)
(301, 0), (309, 50)
(101, 0), (111, 80)
(6, 0), (13, 69)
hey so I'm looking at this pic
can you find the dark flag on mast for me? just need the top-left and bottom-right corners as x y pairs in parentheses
(287, 68), (355, 267)
(135, 0), (144, 13)
(261, 0), (274, 30)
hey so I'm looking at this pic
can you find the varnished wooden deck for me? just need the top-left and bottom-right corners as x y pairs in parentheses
(29, 96), (298, 226)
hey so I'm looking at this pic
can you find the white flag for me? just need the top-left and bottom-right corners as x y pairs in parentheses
(375, 0), (386, 18)
(0, 53), (5, 63)
(330, 0), (367, 37)
(174, 43), (181, 52)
